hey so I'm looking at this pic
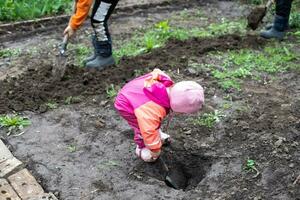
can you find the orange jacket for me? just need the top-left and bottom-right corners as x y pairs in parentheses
(69, 0), (93, 30)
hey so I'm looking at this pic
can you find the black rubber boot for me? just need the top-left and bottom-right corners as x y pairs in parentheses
(85, 40), (115, 69)
(265, 23), (289, 30)
(260, 15), (289, 40)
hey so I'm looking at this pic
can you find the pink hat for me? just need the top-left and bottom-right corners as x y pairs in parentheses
(169, 81), (204, 113)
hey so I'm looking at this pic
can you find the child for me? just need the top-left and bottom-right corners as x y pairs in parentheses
(114, 69), (204, 162)
(63, 0), (119, 68)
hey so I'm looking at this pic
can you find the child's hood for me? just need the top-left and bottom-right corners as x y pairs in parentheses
(143, 69), (174, 109)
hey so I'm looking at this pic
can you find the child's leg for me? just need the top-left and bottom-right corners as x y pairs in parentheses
(86, 0), (119, 68)
(91, 0), (119, 42)
(117, 110), (145, 149)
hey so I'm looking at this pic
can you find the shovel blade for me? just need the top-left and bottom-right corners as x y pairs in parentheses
(52, 54), (67, 79)
(164, 165), (187, 190)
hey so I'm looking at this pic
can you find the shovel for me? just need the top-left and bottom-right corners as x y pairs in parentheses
(247, 0), (274, 30)
(159, 157), (187, 190)
(52, 34), (69, 79)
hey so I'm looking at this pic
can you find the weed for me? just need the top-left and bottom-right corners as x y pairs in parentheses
(290, 11), (300, 29)
(106, 84), (118, 99)
(208, 43), (298, 91)
(67, 144), (76, 153)
(70, 44), (91, 67)
(222, 103), (232, 110)
(0, 114), (31, 135)
(244, 159), (260, 177)
(0, 48), (21, 58)
(193, 110), (224, 128)
(46, 102), (58, 109)
(97, 160), (120, 169)
(0, 0), (72, 21)
(114, 20), (246, 61)
(65, 96), (82, 104)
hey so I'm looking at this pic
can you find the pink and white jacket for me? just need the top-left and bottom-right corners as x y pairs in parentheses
(114, 69), (174, 152)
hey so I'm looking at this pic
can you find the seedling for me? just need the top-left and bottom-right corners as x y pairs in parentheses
(65, 96), (82, 104)
(0, 114), (31, 135)
(46, 102), (58, 109)
(193, 110), (224, 128)
(67, 144), (77, 153)
(106, 84), (118, 99)
(244, 159), (260, 178)
(97, 160), (120, 170)
(0, 48), (21, 58)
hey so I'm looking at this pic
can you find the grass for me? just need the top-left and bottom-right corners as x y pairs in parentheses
(0, 48), (21, 58)
(69, 44), (92, 67)
(205, 43), (298, 91)
(113, 19), (246, 63)
(46, 102), (58, 109)
(0, 114), (31, 135)
(106, 84), (118, 99)
(0, 0), (72, 21)
(290, 11), (300, 29)
(193, 110), (224, 128)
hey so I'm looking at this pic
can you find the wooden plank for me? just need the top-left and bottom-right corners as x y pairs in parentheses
(0, 178), (21, 200)
(0, 157), (22, 178)
(8, 169), (44, 199)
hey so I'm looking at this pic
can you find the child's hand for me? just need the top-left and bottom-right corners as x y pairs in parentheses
(63, 25), (75, 38)
(137, 147), (161, 162)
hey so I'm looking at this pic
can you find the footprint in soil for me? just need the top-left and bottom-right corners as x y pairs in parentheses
(131, 147), (212, 190)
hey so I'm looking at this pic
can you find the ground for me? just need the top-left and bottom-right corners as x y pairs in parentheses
(0, 0), (299, 199)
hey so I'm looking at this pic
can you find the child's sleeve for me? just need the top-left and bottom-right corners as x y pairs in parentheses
(70, 0), (93, 30)
(134, 101), (167, 152)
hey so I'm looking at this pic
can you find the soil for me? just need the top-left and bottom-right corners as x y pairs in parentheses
(247, 6), (266, 30)
(0, 34), (265, 114)
(0, 0), (300, 200)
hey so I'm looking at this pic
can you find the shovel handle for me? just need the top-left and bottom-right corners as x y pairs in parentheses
(159, 157), (169, 172)
(59, 34), (69, 55)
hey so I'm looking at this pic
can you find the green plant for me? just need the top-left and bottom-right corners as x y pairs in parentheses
(193, 110), (224, 128)
(0, 0), (72, 21)
(0, 115), (31, 135)
(290, 11), (300, 29)
(0, 48), (21, 58)
(46, 102), (58, 109)
(97, 160), (120, 169)
(67, 144), (76, 153)
(208, 43), (298, 91)
(106, 84), (118, 99)
(69, 44), (92, 67)
(64, 96), (82, 104)
(244, 159), (260, 177)
(114, 20), (246, 62)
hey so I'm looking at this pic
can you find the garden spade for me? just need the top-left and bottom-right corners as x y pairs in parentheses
(247, 0), (274, 30)
(52, 34), (69, 79)
(159, 157), (187, 190)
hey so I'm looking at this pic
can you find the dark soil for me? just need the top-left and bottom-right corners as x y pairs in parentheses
(0, 34), (265, 114)
(247, 6), (266, 30)
(1, 0), (299, 199)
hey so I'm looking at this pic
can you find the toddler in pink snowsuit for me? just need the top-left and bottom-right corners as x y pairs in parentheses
(114, 69), (204, 162)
